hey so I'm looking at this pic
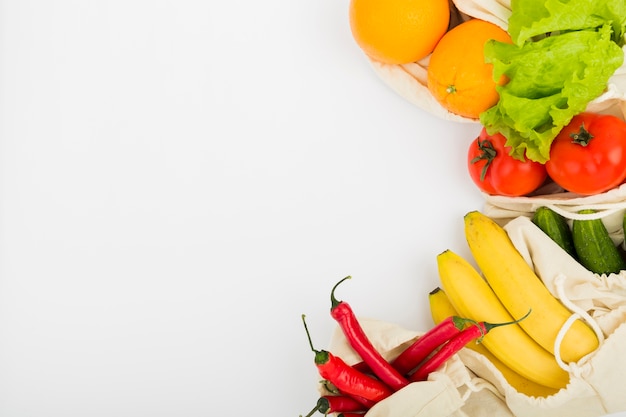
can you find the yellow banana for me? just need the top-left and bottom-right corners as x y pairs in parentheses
(464, 211), (599, 363)
(437, 249), (569, 389)
(429, 286), (559, 397)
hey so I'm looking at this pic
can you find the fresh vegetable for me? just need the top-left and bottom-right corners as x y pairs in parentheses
(467, 127), (547, 196)
(429, 287), (559, 397)
(391, 313), (476, 375)
(480, 0), (624, 164)
(532, 206), (578, 259)
(464, 211), (600, 363)
(408, 311), (530, 382)
(507, 0), (626, 46)
(572, 209), (626, 275)
(348, 394), (375, 409)
(301, 395), (368, 417)
(330, 276), (409, 391)
(350, 360), (371, 375)
(301, 314), (393, 402)
(545, 112), (626, 195)
(437, 249), (570, 389)
(319, 381), (376, 409)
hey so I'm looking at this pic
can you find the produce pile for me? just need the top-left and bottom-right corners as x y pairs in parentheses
(300, 209), (626, 416)
(298, 0), (626, 415)
(353, 0), (626, 198)
(467, 113), (626, 197)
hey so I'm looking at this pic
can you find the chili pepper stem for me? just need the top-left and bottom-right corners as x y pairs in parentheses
(330, 276), (351, 309)
(409, 309), (532, 382)
(452, 315), (479, 330)
(474, 308), (532, 342)
(391, 309), (479, 376)
(300, 397), (330, 417)
(299, 403), (321, 417)
(302, 314), (331, 366)
(320, 380), (339, 395)
(301, 314), (393, 403)
(329, 277), (410, 390)
(302, 314), (316, 353)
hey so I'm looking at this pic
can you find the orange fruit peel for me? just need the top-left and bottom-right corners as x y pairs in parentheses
(426, 19), (512, 119)
(349, 0), (451, 65)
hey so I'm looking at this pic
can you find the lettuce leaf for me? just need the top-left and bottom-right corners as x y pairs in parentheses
(480, 25), (623, 163)
(508, 0), (626, 45)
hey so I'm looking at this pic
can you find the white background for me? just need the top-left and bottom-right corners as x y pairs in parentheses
(0, 0), (485, 416)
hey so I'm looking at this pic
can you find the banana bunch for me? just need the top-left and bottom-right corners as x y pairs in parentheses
(433, 211), (600, 392)
(429, 287), (559, 397)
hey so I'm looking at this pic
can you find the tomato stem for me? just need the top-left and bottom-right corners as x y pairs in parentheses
(470, 138), (497, 182)
(570, 123), (594, 146)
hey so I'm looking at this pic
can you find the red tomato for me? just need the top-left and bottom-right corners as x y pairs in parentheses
(546, 112), (626, 195)
(467, 128), (547, 196)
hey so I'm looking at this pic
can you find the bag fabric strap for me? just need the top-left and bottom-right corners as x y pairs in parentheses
(553, 273), (606, 375)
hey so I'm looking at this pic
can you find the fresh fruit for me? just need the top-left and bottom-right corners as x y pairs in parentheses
(464, 211), (600, 363)
(427, 19), (512, 119)
(480, 8), (623, 163)
(467, 127), (547, 196)
(349, 0), (450, 65)
(545, 112), (626, 195)
(532, 206), (578, 259)
(436, 250), (569, 389)
(572, 209), (626, 275)
(429, 287), (559, 397)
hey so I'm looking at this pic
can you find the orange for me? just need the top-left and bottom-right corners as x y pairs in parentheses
(349, 0), (450, 65)
(427, 19), (512, 119)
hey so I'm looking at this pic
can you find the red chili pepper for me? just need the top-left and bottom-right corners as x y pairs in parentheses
(409, 310), (531, 382)
(330, 276), (409, 391)
(336, 413), (367, 417)
(318, 380), (376, 409)
(392, 312), (477, 375)
(351, 360), (371, 374)
(301, 395), (368, 417)
(302, 314), (393, 402)
(348, 395), (376, 409)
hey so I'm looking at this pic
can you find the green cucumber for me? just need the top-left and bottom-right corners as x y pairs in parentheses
(532, 206), (577, 259)
(572, 209), (626, 275)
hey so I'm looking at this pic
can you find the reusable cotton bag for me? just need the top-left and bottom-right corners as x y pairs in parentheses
(319, 205), (626, 416)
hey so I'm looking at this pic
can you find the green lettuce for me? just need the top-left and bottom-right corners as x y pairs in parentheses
(480, 24), (624, 163)
(508, 0), (626, 45)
